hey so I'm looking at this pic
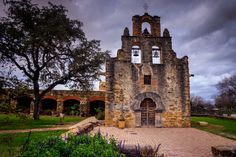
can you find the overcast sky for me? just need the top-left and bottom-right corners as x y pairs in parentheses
(1, 0), (236, 102)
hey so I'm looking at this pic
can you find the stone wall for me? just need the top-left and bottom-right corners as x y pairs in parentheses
(5, 90), (105, 116)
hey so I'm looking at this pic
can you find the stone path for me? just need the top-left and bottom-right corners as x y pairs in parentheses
(1, 119), (236, 157)
(0, 117), (97, 134)
(91, 127), (236, 157)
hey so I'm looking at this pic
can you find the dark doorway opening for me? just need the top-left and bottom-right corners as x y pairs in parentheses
(89, 100), (105, 116)
(140, 98), (156, 127)
(41, 98), (57, 115)
(16, 95), (32, 113)
(63, 99), (80, 115)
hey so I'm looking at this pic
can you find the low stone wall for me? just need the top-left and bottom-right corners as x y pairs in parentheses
(61, 117), (102, 139)
(212, 145), (236, 157)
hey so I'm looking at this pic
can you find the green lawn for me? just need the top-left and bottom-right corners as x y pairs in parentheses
(0, 114), (86, 130)
(191, 116), (236, 140)
(0, 130), (67, 157)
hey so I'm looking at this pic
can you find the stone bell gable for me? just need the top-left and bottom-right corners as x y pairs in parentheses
(105, 13), (190, 128)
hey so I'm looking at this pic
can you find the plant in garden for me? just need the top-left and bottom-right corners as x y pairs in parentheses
(70, 103), (80, 116)
(118, 141), (163, 157)
(95, 107), (105, 120)
(0, 75), (29, 113)
(19, 133), (125, 157)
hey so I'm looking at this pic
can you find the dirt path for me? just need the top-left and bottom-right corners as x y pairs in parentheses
(0, 117), (96, 134)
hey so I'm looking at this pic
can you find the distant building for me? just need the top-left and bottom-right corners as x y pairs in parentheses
(105, 13), (190, 127)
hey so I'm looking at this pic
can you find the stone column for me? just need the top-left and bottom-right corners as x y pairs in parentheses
(80, 97), (88, 117)
(155, 112), (162, 127)
(134, 111), (141, 127)
(57, 98), (64, 113)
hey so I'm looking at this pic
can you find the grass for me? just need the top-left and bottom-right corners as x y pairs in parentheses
(0, 130), (67, 157)
(0, 114), (86, 130)
(191, 116), (236, 140)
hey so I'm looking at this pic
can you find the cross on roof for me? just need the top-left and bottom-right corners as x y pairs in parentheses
(143, 3), (149, 13)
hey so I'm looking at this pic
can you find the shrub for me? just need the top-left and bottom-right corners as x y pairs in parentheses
(118, 141), (163, 157)
(41, 109), (52, 115)
(95, 111), (105, 120)
(19, 134), (125, 157)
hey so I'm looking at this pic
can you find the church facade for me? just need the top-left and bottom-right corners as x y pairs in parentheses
(105, 13), (190, 128)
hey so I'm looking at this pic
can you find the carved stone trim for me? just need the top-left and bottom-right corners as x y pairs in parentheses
(132, 92), (165, 111)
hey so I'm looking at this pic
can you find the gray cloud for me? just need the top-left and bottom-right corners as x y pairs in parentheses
(1, 0), (236, 101)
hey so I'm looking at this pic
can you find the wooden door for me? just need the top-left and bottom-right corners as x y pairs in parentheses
(140, 98), (156, 127)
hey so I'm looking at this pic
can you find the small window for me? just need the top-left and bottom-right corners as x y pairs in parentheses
(144, 75), (151, 85)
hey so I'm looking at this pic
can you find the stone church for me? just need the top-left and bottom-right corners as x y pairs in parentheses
(105, 13), (190, 128)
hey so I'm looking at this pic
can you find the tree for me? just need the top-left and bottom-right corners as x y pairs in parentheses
(190, 95), (214, 115)
(190, 95), (205, 115)
(0, 0), (107, 119)
(0, 74), (29, 113)
(215, 74), (236, 115)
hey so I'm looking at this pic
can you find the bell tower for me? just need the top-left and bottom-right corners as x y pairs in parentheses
(105, 12), (190, 128)
(132, 13), (161, 37)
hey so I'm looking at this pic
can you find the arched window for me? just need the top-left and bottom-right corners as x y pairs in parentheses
(131, 45), (141, 63)
(152, 46), (160, 64)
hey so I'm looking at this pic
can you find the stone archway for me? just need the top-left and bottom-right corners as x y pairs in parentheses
(63, 99), (80, 115)
(140, 98), (156, 127)
(89, 100), (105, 116)
(132, 92), (164, 127)
(41, 98), (57, 115)
(16, 95), (32, 113)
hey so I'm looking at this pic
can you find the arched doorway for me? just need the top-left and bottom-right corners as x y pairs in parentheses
(140, 98), (156, 127)
(16, 95), (32, 113)
(89, 100), (105, 116)
(41, 98), (57, 115)
(63, 99), (80, 115)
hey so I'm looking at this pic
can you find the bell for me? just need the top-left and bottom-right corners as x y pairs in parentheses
(133, 50), (139, 56)
(153, 50), (159, 58)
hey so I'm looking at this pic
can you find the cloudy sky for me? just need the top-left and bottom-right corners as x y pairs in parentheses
(1, 0), (236, 101)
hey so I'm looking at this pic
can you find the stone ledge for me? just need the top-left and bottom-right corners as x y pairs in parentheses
(212, 145), (236, 157)
(198, 121), (208, 126)
(61, 118), (102, 139)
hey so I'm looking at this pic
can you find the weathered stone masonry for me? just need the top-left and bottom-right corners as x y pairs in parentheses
(105, 13), (190, 128)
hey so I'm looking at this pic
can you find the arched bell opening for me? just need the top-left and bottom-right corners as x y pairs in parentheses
(142, 22), (151, 35)
(152, 46), (161, 64)
(131, 45), (141, 64)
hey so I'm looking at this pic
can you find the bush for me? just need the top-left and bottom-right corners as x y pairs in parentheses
(19, 134), (125, 157)
(41, 109), (52, 115)
(96, 111), (105, 120)
(118, 141), (163, 157)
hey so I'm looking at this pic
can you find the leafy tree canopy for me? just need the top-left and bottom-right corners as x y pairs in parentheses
(0, 0), (108, 119)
